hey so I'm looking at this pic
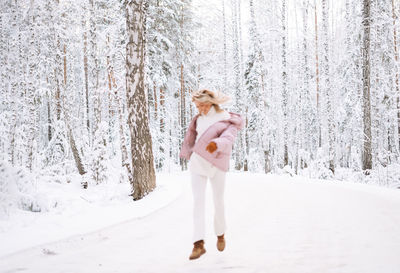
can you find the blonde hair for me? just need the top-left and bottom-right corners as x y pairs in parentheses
(192, 89), (227, 113)
(191, 89), (215, 103)
(213, 104), (224, 113)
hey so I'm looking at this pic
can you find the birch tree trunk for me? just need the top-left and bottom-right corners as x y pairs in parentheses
(362, 0), (372, 171)
(126, 0), (156, 200)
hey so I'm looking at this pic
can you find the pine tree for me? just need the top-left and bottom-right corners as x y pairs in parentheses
(244, 0), (267, 171)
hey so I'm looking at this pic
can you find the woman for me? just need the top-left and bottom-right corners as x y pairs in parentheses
(179, 89), (244, 260)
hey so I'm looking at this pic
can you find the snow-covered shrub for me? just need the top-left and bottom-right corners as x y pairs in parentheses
(365, 163), (400, 188)
(0, 160), (48, 216)
(306, 147), (334, 180)
(281, 165), (295, 177)
(42, 120), (68, 168)
(89, 122), (109, 185)
(247, 147), (265, 172)
(324, 163), (400, 189)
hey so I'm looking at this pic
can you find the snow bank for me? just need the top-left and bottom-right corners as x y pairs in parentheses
(0, 160), (50, 215)
(0, 170), (183, 257)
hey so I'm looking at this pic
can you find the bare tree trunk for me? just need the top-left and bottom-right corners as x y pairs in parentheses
(222, 0), (228, 90)
(181, 66), (186, 131)
(126, 0), (156, 200)
(55, 67), (61, 121)
(153, 84), (158, 120)
(89, 0), (100, 136)
(244, 106), (249, 171)
(63, 44), (67, 85)
(10, 121), (16, 165)
(159, 86), (166, 169)
(160, 87), (165, 133)
(180, 64), (187, 169)
(82, 14), (90, 139)
(67, 123), (86, 176)
(47, 96), (52, 142)
(237, 0), (246, 170)
(322, 0), (335, 174)
(362, 0), (372, 171)
(106, 34), (115, 149)
(314, 0), (321, 148)
(282, 0), (289, 167)
(264, 150), (271, 173)
(302, 0), (312, 169)
(392, 0), (400, 152)
(27, 17), (37, 171)
(189, 88), (193, 117)
(64, 107), (87, 181)
(63, 44), (87, 186)
(231, 0), (243, 170)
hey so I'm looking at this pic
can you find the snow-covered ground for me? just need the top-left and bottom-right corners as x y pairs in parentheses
(0, 172), (183, 258)
(1, 172), (400, 273)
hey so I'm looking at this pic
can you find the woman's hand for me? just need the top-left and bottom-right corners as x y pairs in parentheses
(206, 142), (217, 153)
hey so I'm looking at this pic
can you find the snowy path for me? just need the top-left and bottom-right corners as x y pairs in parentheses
(1, 172), (400, 273)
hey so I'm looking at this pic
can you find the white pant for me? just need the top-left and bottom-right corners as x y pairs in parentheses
(191, 170), (227, 243)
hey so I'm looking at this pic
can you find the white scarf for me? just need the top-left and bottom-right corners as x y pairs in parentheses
(195, 106), (231, 143)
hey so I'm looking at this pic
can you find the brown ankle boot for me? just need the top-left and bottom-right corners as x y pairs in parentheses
(189, 240), (206, 260)
(217, 234), (225, 251)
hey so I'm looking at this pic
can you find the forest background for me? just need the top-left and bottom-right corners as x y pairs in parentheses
(1, 0), (400, 209)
